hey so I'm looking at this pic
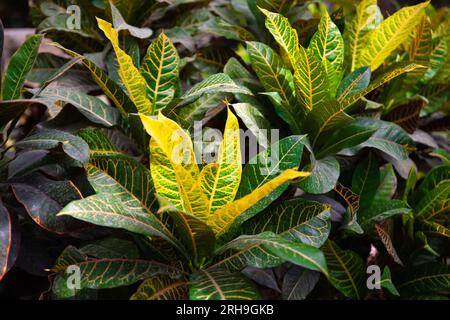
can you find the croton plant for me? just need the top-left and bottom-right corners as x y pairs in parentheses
(0, 0), (448, 300)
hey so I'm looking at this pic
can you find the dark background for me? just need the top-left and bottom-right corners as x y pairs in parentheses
(0, 0), (448, 28)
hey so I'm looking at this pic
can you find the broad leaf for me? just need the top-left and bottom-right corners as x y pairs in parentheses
(260, 8), (328, 111)
(53, 257), (182, 298)
(1, 34), (42, 100)
(189, 268), (260, 300)
(15, 129), (89, 164)
(317, 119), (376, 158)
(357, 1), (429, 71)
(236, 135), (306, 216)
(282, 266), (320, 300)
(344, 0), (382, 71)
(209, 169), (309, 236)
(97, 18), (153, 114)
(199, 108), (241, 215)
(322, 240), (366, 299)
(340, 63), (420, 111)
(243, 198), (331, 248)
(308, 9), (344, 93)
(0, 201), (18, 282)
(131, 275), (188, 300)
(246, 41), (302, 132)
(216, 232), (328, 276)
(414, 180), (450, 220)
(38, 88), (119, 127)
(140, 33), (179, 111)
(298, 156), (340, 194)
(396, 263), (450, 296)
(336, 66), (371, 102)
(358, 200), (411, 230)
(352, 152), (380, 209)
(140, 112), (209, 219)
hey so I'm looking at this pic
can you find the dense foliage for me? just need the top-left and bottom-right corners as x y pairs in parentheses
(0, 0), (449, 300)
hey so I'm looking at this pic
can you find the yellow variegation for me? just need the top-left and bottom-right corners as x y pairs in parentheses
(308, 9), (344, 93)
(344, 0), (382, 72)
(140, 113), (209, 219)
(207, 169), (310, 236)
(199, 108), (242, 215)
(140, 108), (309, 236)
(260, 8), (328, 111)
(357, 1), (430, 71)
(97, 18), (153, 115)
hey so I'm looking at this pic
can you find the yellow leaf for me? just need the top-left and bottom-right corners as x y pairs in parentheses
(199, 108), (242, 215)
(97, 18), (153, 115)
(140, 113), (209, 219)
(357, 1), (429, 71)
(208, 169), (310, 236)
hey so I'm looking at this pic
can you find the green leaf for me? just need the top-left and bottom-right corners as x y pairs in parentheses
(232, 102), (272, 148)
(15, 129), (89, 164)
(140, 33), (179, 111)
(50, 43), (136, 117)
(304, 100), (353, 147)
(379, 266), (400, 296)
(344, 0), (382, 72)
(336, 66), (371, 102)
(396, 263), (450, 296)
(317, 119), (376, 158)
(352, 152), (380, 208)
(260, 8), (329, 111)
(216, 232), (329, 276)
(109, 2), (152, 39)
(357, 1), (429, 71)
(322, 240), (366, 299)
(243, 198), (331, 248)
(373, 164), (397, 202)
(161, 205), (216, 266)
(358, 200), (411, 231)
(229, 135), (306, 235)
(80, 238), (140, 259)
(131, 275), (188, 300)
(53, 257), (183, 299)
(246, 41), (303, 132)
(298, 156), (340, 194)
(418, 165), (450, 196)
(355, 118), (414, 161)
(189, 268), (260, 300)
(340, 62), (420, 111)
(418, 220), (450, 239)
(38, 88), (119, 127)
(422, 37), (448, 82)
(404, 16), (432, 86)
(199, 17), (254, 42)
(181, 73), (252, 104)
(414, 180), (450, 220)
(308, 9), (344, 93)
(199, 108), (242, 215)
(1, 34), (42, 100)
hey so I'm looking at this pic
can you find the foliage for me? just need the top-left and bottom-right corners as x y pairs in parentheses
(0, 0), (449, 300)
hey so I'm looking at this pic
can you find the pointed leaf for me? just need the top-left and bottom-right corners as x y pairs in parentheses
(140, 113), (209, 219)
(357, 1), (429, 71)
(1, 34), (42, 100)
(189, 268), (260, 300)
(209, 169), (309, 236)
(97, 18), (153, 114)
(243, 198), (331, 248)
(336, 66), (371, 102)
(38, 88), (119, 127)
(140, 33), (179, 111)
(199, 108), (241, 215)
(131, 275), (188, 300)
(322, 240), (366, 299)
